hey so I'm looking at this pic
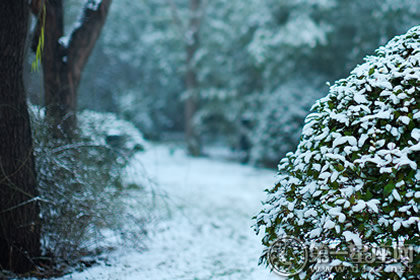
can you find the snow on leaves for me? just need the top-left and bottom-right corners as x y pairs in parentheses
(254, 26), (420, 279)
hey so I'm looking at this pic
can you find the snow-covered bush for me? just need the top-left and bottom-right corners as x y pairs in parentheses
(249, 80), (324, 166)
(31, 108), (148, 269)
(254, 26), (420, 279)
(78, 110), (147, 152)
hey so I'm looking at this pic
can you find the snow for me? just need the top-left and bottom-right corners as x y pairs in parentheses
(55, 144), (277, 280)
(86, 0), (102, 11)
(323, 220), (335, 229)
(392, 189), (402, 201)
(78, 110), (147, 151)
(342, 231), (362, 246)
(59, 36), (70, 48)
(304, 208), (318, 218)
(309, 227), (322, 238)
(351, 200), (366, 212)
(412, 128), (420, 141)
(393, 221), (402, 231)
(366, 199), (379, 213)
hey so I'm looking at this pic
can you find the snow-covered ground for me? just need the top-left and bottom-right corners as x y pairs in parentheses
(58, 144), (279, 280)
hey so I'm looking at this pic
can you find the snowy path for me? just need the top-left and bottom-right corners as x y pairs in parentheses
(60, 144), (278, 280)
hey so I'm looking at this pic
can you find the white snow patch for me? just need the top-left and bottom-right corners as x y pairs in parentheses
(54, 144), (277, 280)
(342, 231), (362, 246)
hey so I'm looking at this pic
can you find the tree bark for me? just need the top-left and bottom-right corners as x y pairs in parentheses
(0, 0), (41, 273)
(32, 0), (112, 139)
(185, 0), (201, 156)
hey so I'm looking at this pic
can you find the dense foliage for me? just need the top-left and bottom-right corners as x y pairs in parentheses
(254, 26), (420, 279)
(25, 0), (420, 166)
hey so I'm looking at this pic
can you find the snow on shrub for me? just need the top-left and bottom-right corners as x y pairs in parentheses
(254, 26), (420, 279)
(31, 109), (150, 271)
(78, 110), (147, 152)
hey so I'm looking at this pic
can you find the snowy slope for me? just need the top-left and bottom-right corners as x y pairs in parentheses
(57, 144), (278, 280)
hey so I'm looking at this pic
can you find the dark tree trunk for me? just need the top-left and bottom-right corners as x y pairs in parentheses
(185, 0), (201, 156)
(0, 0), (41, 273)
(31, 0), (112, 139)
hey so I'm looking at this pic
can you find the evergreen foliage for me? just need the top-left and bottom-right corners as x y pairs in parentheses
(254, 26), (420, 279)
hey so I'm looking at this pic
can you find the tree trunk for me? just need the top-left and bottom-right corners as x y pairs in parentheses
(185, 0), (201, 156)
(32, 0), (112, 139)
(0, 0), (41, 273)
(41, 0), (71, 138)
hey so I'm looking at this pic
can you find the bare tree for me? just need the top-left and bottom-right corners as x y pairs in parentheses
(0, 0), (41, 273)
(168, 0), (207, 156)
(31, 0), (112, 139)
(184, 0), (202, 156)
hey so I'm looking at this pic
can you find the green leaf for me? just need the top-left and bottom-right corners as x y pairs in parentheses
(383, 182), (395, 197)
(368, 67), (375, 75)
(336, 164), (345, 172)
(363, 190), (373, 200)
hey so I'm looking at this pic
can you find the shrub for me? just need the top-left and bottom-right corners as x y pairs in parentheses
(254, 26), (420, 279)
(30, 108), (149, 273)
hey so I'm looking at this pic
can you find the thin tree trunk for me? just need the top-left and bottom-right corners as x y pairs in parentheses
(185, 0), (201, 156)
(0, 0), (41, 273)
(32, 0), (112, 139)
